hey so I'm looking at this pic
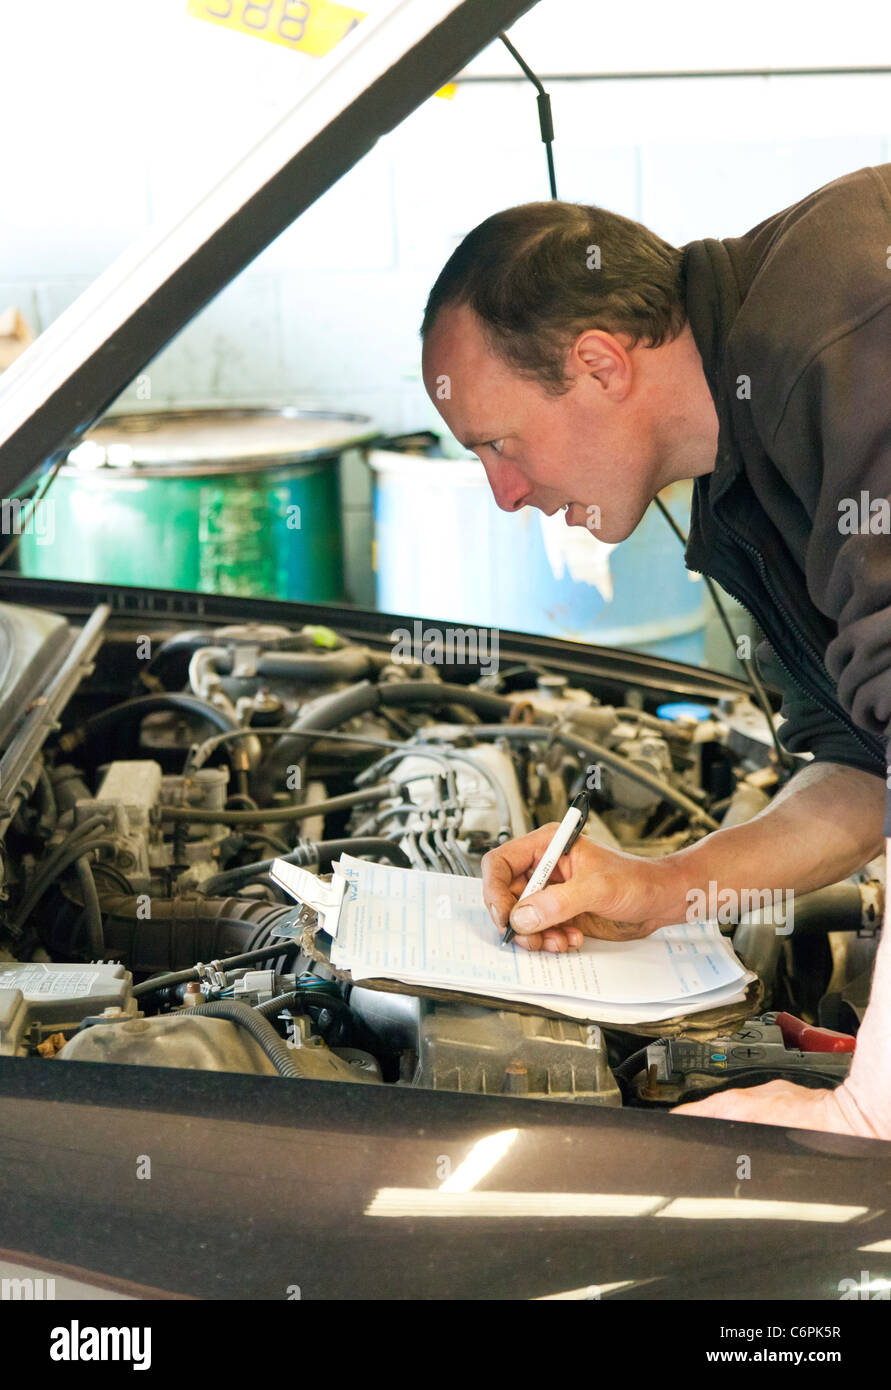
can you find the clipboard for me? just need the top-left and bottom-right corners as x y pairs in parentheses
(267, 857), (764, 1040)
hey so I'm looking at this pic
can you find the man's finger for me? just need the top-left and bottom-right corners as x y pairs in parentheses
(539, 927), (578, 952)
(481, 827), (562, 928)
(482, 826), (561, 888)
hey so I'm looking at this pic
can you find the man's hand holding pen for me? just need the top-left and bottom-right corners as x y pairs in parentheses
(482, 807), (684, 952)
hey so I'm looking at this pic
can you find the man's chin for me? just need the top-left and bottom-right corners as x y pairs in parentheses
(564, 503), (635, 542)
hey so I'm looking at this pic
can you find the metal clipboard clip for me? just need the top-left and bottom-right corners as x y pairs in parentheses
(268, 859), (347, 940)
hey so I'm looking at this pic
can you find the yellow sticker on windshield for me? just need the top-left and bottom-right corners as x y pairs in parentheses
(187, 0), (366, 58)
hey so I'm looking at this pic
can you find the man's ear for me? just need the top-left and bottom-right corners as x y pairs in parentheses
(572, 330), (632, 399)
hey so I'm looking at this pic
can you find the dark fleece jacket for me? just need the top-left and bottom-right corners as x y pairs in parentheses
(682, 163), (891, 834)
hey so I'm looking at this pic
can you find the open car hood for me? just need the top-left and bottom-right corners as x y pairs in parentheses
(0, 0), (536, 495)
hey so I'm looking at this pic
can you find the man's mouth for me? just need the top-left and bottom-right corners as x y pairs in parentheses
(535, 501), (589, 525)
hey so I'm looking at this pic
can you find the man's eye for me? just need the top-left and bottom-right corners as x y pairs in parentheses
(488, 439), (505, 456)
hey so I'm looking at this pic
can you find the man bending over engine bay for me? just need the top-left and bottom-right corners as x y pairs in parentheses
(421, 165), (891, 1140)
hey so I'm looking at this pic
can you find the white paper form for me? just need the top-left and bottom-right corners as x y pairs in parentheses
(330, 856), (754, 1017)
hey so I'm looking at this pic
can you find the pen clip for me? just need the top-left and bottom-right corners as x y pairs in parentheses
(563, 793), (589, 854)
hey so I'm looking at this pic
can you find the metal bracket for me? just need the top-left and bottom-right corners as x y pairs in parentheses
(194, 960), (227, 991)
(268, 859), (347, 938)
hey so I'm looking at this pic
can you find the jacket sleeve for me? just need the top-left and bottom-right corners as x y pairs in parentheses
(767, 301), (891, 832)
(754, 639), (888, 775)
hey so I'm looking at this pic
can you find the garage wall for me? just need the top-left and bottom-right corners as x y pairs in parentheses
(3, 0), (890, 432)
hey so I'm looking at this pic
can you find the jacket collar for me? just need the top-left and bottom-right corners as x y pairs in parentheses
(682, 236), (745, 508)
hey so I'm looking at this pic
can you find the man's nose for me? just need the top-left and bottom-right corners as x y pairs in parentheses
(482, 459), (531, 513)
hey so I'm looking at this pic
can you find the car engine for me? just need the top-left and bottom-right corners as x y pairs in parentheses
(0, 598), (882, 1107)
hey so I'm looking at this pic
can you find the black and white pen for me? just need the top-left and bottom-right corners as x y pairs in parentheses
(501, 792), (590, 948)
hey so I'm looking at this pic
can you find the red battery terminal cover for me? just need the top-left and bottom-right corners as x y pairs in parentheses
(774, 1011), (857, 1054)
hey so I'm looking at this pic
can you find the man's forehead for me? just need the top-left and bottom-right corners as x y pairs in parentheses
(425, 313), (508, 394)
(426, 303), (489, 358)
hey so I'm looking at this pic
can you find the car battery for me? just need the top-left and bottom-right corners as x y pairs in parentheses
(636, 1012), (855, 1104)
(0, 962), (136, 1056)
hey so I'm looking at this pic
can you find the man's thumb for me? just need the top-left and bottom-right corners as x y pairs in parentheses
(509, 876), (614, 932)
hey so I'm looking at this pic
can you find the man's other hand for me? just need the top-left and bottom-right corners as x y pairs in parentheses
(672, 1078), (889, 1140)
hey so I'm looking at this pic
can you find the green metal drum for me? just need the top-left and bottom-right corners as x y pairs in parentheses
(17, 408), (376, 601)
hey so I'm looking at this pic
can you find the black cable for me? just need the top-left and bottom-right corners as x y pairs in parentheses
(36, 767), (58, 834)
(653, 494), (793, 772)
(499, 31), (558, 199)
(186, 724), (409, 776)
(240, 830), (291, 855)
(614, 1038), (668, 1081)
(358, 743), (513, 841)
(253, 991), (301, 1019)
(245, 682), (515, 787)
(132, 943), (296, 998)
(185, 1000), (313, 1079)
(554, 731), (720, 830)
(57, 694), (241, 757)
(420, 724), (720, 830)
(160, 784), (392, 825)
(9, 825), (118, 938)
(89, 861), (135, 895)
(253, 988), (381, 1056)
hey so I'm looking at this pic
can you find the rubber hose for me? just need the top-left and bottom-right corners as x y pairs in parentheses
(74, 855), (105, 956)
(146, 629), (352, 682)
(377, 682), (515, 719)
(307, 838), (411, 870)
(159, 784), (391, 825)
(201, 648), (382, 682)
(614, 708), (677, 731)
(11, 832), (118, 938)
(36, 767), (58, 832)
(49, 765), (94, 812)
(58, 694), (240, 755)
(424, 723), (720, 830)
(265, 679), (516, 774)
(200, 836), (410, 896)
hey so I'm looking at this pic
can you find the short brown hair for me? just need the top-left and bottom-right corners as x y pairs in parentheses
(421, 201), (686, 394)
